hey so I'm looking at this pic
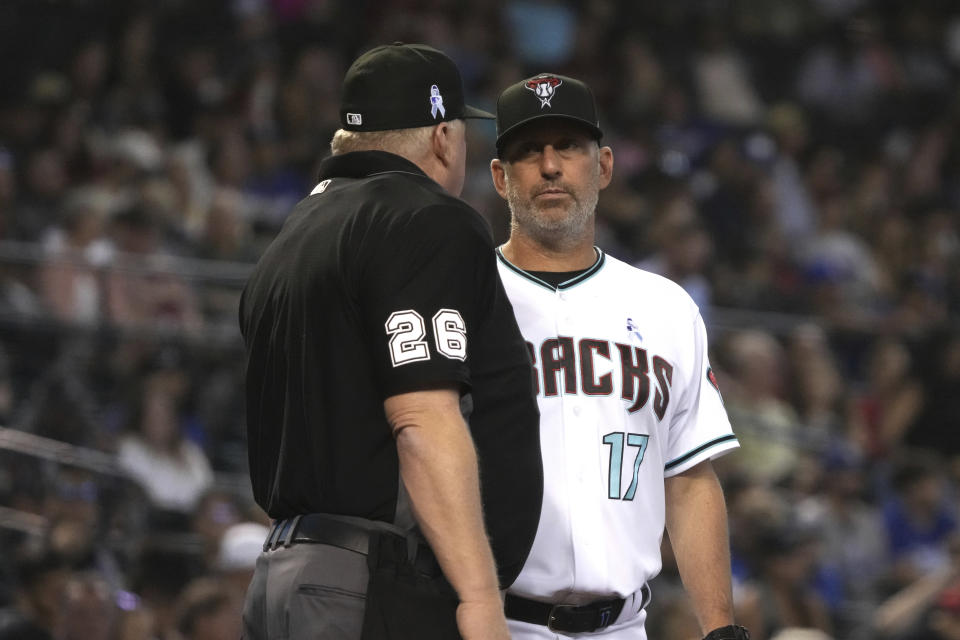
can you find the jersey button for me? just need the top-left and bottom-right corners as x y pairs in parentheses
(573, 406), (581, 416)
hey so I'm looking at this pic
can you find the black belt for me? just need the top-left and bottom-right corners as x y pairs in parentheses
(263, 513), (441, 576)
(263, 514), (374, 554)
(505, 585), (650, 634)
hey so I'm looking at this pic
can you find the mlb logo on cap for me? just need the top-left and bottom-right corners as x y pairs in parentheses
(338, 42), (494, 132)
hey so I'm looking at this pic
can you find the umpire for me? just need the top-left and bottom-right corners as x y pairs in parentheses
(239, 43), (543, 640)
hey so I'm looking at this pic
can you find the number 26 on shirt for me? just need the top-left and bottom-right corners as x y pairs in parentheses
(385, 309), (467, 367)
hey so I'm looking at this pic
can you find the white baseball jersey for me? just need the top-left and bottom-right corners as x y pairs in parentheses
(497, 247), (739, 639)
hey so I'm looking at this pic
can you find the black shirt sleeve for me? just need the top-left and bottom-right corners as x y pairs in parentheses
(359, 202), (493, 398)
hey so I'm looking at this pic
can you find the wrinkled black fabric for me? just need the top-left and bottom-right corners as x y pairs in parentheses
(361, 532), (460, 640)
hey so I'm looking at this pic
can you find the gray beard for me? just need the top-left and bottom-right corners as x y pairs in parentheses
(506, 183), (598, 251)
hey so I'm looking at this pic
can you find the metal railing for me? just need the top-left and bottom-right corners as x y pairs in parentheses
(0, 239), (254, 285)
(0, 237), (908, 342)
(0, 425), (252, 499)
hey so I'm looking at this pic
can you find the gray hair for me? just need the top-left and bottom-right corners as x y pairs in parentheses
(330, 125), (437, 158)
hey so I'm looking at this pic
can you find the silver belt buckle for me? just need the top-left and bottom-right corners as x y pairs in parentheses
(547, 604), (574, 632)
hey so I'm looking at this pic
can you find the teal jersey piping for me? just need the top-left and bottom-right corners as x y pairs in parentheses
(664, 434), (739, 471)
(495, 246), (606, 292)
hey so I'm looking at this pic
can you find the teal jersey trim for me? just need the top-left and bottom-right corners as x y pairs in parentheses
(664, 434), (739, 471)
(496, 246), (606, 292)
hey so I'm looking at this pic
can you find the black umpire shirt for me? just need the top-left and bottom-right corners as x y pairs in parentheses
(239, 150), (543, 586)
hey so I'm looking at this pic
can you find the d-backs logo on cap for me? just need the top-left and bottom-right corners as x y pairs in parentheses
(525, 75), (562, 109)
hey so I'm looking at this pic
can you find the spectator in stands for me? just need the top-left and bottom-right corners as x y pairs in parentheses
(130, 538), (202, 640)
(104, 204), (203, 332)
(691, 17), (765, 127)
(906, 584), (960, 640)
(766, 103), (817, 246)
(0, 543), (71, 640)
(736, 521), (834, 640)
(244, 132), (307, 229)
(723, 474), (790, 587)
(723, 329), (804, 484)
(273, 44), (343, 183)
(173, 577), (242, 640)
(190, 489), (241, 571)
(43, 469), (120, 582)
(699, 138), (760, 278)
(8, 147), (69, 242)
(787, 323), (847, 445)
(882, 455), (957, 589)
(795, 12), (902, 127)
(208, 129), (252, 195)
(19, 338), (102, 447)
(192, 187), (258, 325)
(848, 337), (924, 461)
(909, 329), (960, 456)
(116, 357), (213, 520)
(611, 35), (664, 125)
(0, 258), (42, 319)
(194, 187), (257, 263)
(635, 191), (714, 319)
(883, 454), (957, 586)
(875, 533), (960, 639)
(39, 188), (113, 324)
(888, 209), (956, 334)
(59, 571), (117, 640)
(795, 445), (889, 637)
(800, 191), (888, 327)
(166, 144), (216, 241)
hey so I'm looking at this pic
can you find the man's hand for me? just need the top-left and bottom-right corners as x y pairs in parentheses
(456, 591), (510, 640)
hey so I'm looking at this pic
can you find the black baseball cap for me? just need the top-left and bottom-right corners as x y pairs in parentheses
(495, 73), (603, 152)
(340, 43), (495, 132)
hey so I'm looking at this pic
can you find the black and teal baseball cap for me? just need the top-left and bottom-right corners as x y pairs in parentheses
(339, 43), (495, 132)
(495, 73), (603, 152)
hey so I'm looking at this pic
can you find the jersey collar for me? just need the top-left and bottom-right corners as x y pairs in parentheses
(496, 246), (606, 292)
(317, 150), (432, 183)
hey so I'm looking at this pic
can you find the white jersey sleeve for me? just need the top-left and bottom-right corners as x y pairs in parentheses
(664, 310), (738, 477)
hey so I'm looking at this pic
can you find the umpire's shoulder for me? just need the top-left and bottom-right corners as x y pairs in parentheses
(402, 190), (494, 249)
(371, 170), (491, 234)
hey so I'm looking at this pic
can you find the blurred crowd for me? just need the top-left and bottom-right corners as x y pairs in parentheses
(0, 0), (959, 639)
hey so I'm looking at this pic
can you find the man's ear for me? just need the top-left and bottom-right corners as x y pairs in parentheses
(490, 158), (509, 200)
(598, 146), (614, 190)
(431, 121), (454, 167)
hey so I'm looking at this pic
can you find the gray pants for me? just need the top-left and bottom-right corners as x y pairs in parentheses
(242, 541), (369, 640)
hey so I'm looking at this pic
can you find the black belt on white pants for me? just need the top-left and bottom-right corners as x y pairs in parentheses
(505, 584), (651, 634)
